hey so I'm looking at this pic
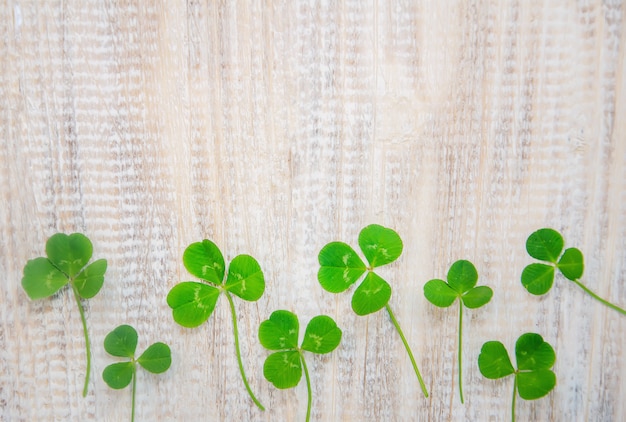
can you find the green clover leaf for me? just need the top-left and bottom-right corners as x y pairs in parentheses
(478, 333), (556, 421)
(522, 228), (625, 315)
(259, 311), (341, 422)
(45, 232), (94, 277)
(103, 325), (171, 422)
(351, 272), (392, 316)
(423, 260), (493, 403)
(317, 224), (428, 397)
(317, 242), (366, 293)
(22, 233), (107, 301)
(318, 225), (400, 313)
(21, 233), (107, 397)
(358, 224), (403, 267)
(166, 240), (266, 410)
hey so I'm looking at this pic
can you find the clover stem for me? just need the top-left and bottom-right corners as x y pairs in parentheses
(570, 278), (626, 316)
(384, 304), (428, 397)
(131, 365), (137, 422)
(511, 375), (517, 422)
(458, 302), (464, 404)
(300, 354), (312, 422)
(71, 284), (91, 397)
(224, 291), (266, 411)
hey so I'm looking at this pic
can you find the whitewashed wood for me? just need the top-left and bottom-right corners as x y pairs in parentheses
(1, 1), (625, 420)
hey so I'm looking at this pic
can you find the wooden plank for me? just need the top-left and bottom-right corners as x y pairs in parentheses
(1, 0), (625, 420)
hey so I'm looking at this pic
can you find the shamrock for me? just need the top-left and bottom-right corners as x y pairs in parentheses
(21, 232), (107, 396)
(259, 310), (342, 422)
(166, 239), (265, 409)
(317, 224), (428, 396)
(478, 332), (556, 421)
(522, 228), (625, 315)
(424, 259), (493, 402)
(103, 324), (171, 422)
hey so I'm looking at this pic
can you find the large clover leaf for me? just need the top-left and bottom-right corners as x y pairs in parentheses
(317, 224), (428, 397)
(166, 239), (266, 410)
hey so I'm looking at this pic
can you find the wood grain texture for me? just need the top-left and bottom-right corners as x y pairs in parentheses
(1, 1), (625, 420)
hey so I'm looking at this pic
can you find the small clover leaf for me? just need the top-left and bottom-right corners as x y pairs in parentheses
(557, 248), (584, 281)
(21, 233), (107, 397)
(317, 224), (428, 397)
(166, 240), (266, 410)
(259, 311), (342, 422)
(73, 259), (108, 299)
(478, 333), (556, 421)
(462, 286), (494, 309)
(522, 228), (626, 316)
(102, 362), (135, 390)
(103, 325), (171, 422)
(423, 260), (493, 403)
(104, 323), (138, 358)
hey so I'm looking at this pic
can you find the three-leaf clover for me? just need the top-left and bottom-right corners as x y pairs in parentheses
(317, 224), (428, 397)
(522, 228), (626, 315)
(423, 259), (493, 403)
(103, 325), (172, 422)
(21, 232), (107, 397)
(478, 332), (556, 422)
(258, 310), (342, 422)
(166, 239), (266, 409)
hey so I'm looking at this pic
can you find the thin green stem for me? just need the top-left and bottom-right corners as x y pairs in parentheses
(224, 291), (265, 411)
(300, 354), (312, 422)
(570, 278), (626, 316)
(385, 304), (428, 397)
(458, 302), (464, 404)
(131, 365), (137, 422)
(71, 285), (91, 397)
(511, 375), (517, 422)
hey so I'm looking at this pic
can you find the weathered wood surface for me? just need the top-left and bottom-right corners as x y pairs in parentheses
(1, 1), (625, 421)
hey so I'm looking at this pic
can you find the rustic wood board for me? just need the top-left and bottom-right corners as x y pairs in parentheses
(1, 1), (625, 420)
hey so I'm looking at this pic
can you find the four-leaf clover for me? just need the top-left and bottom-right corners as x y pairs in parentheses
(21, 232), (107, 397)
(258, 310), (342, 422)
(478, 333), (556, 422)
(166, 239), (266, 409)
(424, 259), (493, 403)
(103, 325), (172, 422)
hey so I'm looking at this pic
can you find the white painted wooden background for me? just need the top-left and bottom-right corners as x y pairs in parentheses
(1, 1), (625, 421)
